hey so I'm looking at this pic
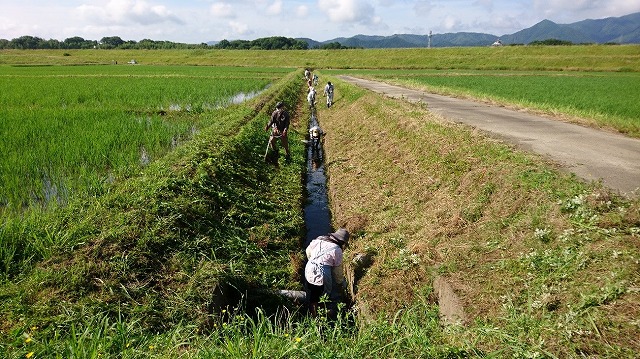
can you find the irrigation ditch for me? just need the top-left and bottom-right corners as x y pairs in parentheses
(277, 80), (467, 326)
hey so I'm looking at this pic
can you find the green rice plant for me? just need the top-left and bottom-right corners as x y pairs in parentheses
(334, 69), (640, 137)
(0, 70), (307, 352)
(0, 65), (286, 213)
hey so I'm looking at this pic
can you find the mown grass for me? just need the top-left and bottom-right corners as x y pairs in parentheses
(316, 72), (639, 357)
(328, 69), (640, 137)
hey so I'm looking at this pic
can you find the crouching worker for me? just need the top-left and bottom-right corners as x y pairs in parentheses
(304, 228), (350, 317)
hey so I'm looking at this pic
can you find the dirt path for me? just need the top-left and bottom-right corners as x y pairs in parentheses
(339, 75), (640, 196)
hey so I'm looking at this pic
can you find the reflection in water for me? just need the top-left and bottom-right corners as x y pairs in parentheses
(303, 108), (331, 248)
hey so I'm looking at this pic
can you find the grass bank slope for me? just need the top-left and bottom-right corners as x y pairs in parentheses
(2, 45), (639, 71)
(318, 73), (639, 357)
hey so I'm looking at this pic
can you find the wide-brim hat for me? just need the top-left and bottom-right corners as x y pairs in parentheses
(330, 228), (350, 245)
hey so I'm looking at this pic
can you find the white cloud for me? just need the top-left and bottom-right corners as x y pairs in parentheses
(413, 1), (436, 15)
(2, 0), (638, 44)
(229, 20), (250, 36)
(267, 0), (283, 15)
(76, 0), (183, 26)
(441, 15), (461, 31)
(296, 5), (309, 18)
(211, 2), (235, 18)
(317, 0), (379, 25)
(473, 0), (494, 11)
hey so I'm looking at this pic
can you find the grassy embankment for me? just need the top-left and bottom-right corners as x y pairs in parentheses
(1, 47), (639, 357)
(2, 45), (639, 71)
(316, 71), (639, 357)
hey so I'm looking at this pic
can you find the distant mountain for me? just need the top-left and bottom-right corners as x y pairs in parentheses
(500, 12), (640, 44)
(569, 12), (640, 43)
(293, 12), (640, 48)
(500, 19), (592, 44)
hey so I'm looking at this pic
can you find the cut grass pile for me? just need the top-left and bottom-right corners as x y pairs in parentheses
(317, 72), (639, 357)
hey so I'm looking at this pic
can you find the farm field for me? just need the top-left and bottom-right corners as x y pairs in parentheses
(1, 47), (639, 358)
(326, 69), (640, 137)
(0, 65), (291, 213)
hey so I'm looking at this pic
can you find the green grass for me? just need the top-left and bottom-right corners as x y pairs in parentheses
(1, 71), (311, 358)
(2, 45), (639, 71)
(314, 73), (639, 357)
(0, 65), (287, 212)
(327, 69), (640, 137)
(1, 49), (639, 358)
(4, 300), (465, 359)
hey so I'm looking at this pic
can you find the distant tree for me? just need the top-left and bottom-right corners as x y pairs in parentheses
(213, 36), (308, 50)
(529, 38), (573, 46)
(3, 34), (215, 50)
(319, 42), (351, 49)
(100, 36), (125, 49)
(216, 39), (231, 49)
(11, 35), (44, 49)
(41, 38), (61, 49)
(64, 36), (89, 49)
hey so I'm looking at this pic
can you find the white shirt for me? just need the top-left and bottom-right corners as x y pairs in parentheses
(305, 238), (343, 286)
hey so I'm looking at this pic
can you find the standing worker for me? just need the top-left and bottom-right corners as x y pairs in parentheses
(323, 81), (334, 108)
(264, 101), (291, 162)
(305, 228), (350, 316)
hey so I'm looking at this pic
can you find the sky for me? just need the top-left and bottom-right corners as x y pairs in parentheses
(1, 0), (639, 44)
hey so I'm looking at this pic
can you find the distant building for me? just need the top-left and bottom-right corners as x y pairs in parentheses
(491, 39), (503, 47)
(128, 59), (137, 64)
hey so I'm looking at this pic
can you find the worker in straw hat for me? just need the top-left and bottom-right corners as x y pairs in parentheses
(304, 228), (350, 316)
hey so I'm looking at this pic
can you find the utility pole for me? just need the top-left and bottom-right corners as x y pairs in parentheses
(428, 30), (432, 48)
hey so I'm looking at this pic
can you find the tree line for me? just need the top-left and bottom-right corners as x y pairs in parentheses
(0, 35), (356, 50)
(1, 35), (208, 50)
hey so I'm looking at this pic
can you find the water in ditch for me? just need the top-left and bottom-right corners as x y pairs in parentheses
(303, 107), (331, 248)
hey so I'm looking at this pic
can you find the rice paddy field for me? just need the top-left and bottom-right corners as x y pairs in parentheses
(0, 65), (291, 213)
(326, 68), (640, 137)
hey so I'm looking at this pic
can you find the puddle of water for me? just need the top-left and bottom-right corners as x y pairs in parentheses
(165, 86), (269, 113)
(303, 108), (331, 248)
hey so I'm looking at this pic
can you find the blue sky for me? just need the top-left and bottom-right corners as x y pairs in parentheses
(1, 0), (639, 43)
